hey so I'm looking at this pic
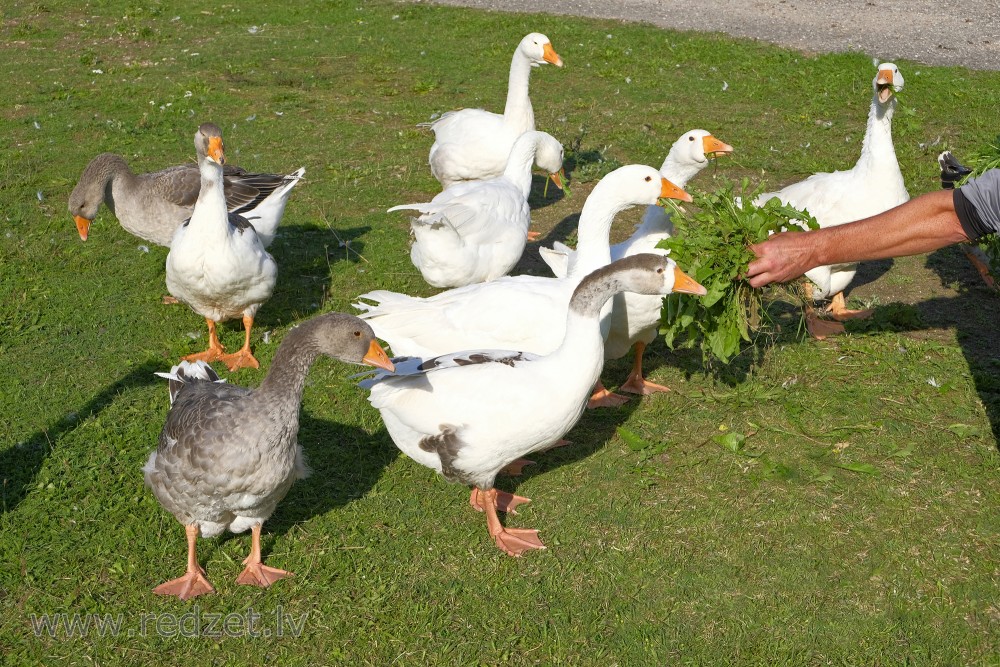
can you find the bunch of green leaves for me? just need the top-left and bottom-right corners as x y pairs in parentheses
(956, 137), (1000, 279)
(658, 179), (818, 364)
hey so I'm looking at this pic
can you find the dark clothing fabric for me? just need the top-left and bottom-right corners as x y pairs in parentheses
(955, 169), (1000, 241)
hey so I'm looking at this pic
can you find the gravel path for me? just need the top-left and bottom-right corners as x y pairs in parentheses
(429, 0), (1000, 71)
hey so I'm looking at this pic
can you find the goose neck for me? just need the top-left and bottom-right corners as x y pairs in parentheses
(502, 50), (535, 131)
(253, 325), (323, 418)
(857, 95), (897, 169)
(567, 194), (634, 279)
(502, 133), (538, 196)
(660, 154), (701, 189)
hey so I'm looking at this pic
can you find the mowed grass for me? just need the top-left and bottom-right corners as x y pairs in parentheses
(1, 1), (999, 664)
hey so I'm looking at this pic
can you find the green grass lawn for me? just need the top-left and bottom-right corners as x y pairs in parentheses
(2, 1), (999, 664)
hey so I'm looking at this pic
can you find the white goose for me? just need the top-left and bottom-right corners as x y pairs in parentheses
(391, 130), (564, 288)
(361, 254), (705, 556)
(425, 32), (563, 189)
(69, 148), (303, 248)
(354, 165), (691, 359)
(539, 130), (733, 405)
(165, 123), (278, 371)
(755, 62), (908, 338)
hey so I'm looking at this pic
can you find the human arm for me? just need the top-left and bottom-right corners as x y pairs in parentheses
(746, 189), (970, 288)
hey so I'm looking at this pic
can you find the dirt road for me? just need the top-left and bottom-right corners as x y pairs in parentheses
(429, 0), (1000, 70)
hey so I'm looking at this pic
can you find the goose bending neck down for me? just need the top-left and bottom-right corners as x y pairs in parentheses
(362, 254), (705, 557)
(144, 313), (393, 600)
(69, 147), (303, 248)
(391, 130), (564, 288)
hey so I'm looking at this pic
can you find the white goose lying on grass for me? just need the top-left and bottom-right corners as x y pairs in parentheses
(69, 143), (303, 248)
(425, 32), (563, 189)
(540, 130), (733, 404)
(754, 62), (908, 339)
(354, 165), (691, 360)
(360, 254), (705, 557)
(145, 313), (393, 600)
(165, 123), (278, 371)
(391, 130), (564, 288)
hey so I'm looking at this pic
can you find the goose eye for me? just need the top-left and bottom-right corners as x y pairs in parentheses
(656, 267), (664, 274)
(688, 136), (695, 141)
(353, 331), (361, 337)
(644, 176), (652, 182)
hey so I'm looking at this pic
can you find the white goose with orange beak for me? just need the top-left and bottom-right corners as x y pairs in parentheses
(754, 62), (908, 339)
(539, 130), (734, 406)
(424, 32), (564, 190)
(355, 165), (691, 359)
(165, 123), (278, 371)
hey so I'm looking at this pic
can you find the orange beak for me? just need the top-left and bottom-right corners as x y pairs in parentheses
(74, 215), (92, 241)
(876, 69), (894, 103)
(542, 42), (563, 67)
(362, 339), (395, 372)
(207, 136), (225, 165)
(672, 266), (707, 296)
(548, 169), (564, 190)
(660, 177), (692, 203)
(702, 135), (734, 157)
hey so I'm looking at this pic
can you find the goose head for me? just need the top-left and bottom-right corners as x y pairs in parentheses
(309, 313), (395, 371)
(519, 33), (563, 68)
(673, 129), (734, 166)
(535, 132), (566, 190)
(874, 63), (903, 105)
(607, 253), (707, 297)
(570, 253), (706, 315)
(194, 122), (226, 167)
(68, 154), (122, 241)
(591, 164), (692, 214)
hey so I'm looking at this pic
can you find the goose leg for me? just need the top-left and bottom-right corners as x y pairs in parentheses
(960, 244), (997, 290)
(183, 318), (227, 363)
(220, 314), (261, 371)
(587, 379), (630, 409)
(469, 487), (531, 514)
(827, 292), (873, 321)
(478, 488), (545, 557)
(619, 342), (671, 395)
(526, 230), (541, 242)
(236, 524), (293, 587)
(153, 524), (215, 600)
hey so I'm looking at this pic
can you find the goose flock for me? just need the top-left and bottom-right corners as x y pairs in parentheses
(67, 32), (909, 598)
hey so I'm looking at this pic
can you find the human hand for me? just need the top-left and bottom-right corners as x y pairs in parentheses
(746, 230), (820, 288)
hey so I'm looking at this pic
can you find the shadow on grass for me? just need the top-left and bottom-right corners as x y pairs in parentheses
(527, 173), (566, 211)
(1, 359), (163, 515)
(839, 244), (1000, 449)
(254, 223), (371, 328)
(849, 257), (895, 293)
(252, 412), (399, 552)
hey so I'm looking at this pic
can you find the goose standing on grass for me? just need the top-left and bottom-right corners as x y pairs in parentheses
(425, 32), (563, 189)
(69, 146), (303, 248)
(539, 130), (733, 404)
(360, 254), (705, 556)
(144, 313), (394, 600)
(165, 123), (278, 371)
(754, 62), (908, 338)
(354, 165), (691, 360)
(391, 130), (564, 288)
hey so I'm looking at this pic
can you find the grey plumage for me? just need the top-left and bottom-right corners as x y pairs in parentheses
(144, 313), (390, 539)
